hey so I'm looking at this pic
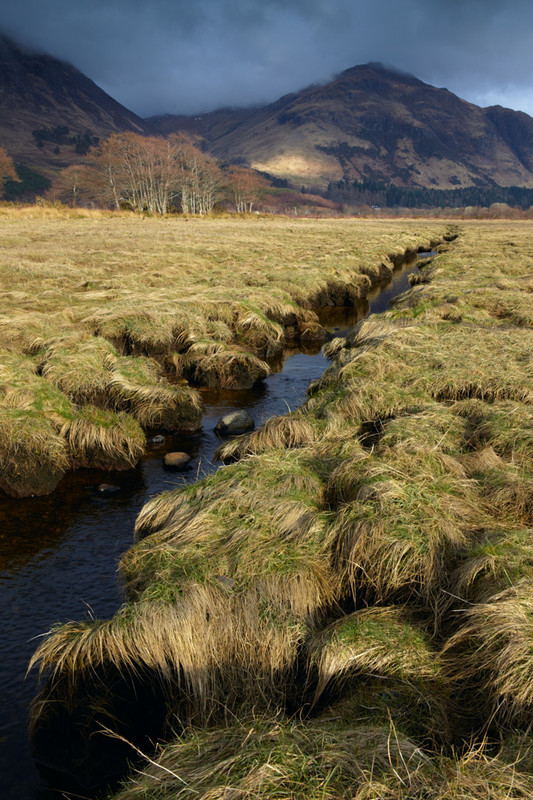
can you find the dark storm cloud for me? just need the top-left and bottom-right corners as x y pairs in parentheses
(0, 0), (532, 117)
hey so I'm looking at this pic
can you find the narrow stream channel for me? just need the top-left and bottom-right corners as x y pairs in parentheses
(0, 252), (433, 800)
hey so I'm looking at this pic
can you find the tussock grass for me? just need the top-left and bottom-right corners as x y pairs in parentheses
(110, 715), (430, 800)
(121, 451), (334, 604)
(109, 716), (533, 800)
(0, 408), (69, 496)
(40, 334), (119, 405)
(177, 340), (271, 389)
(443, 580), (533, 725)
(235, 304), (285, 356)
(30, 579), (314, 724)
(109, 355), (203, 429)
(215, 412), (318, 462)
(61, 405), (145, 469)
(307, 606), (441, 705)
(328, 450), (478, 612)
(354, 746), (533, 800)
(81, 305), (177, 356)
(455, 400), (533, 469)
(445, 525), (533, 607)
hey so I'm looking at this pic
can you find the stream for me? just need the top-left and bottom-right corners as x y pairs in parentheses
(0, 252), (432, 800)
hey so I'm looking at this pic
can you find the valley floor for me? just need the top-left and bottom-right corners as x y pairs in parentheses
(7, 211), (533, 798)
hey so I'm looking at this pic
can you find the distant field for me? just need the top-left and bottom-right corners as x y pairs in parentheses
(24, 216), (533, 800)
(0, 207), (446, 496)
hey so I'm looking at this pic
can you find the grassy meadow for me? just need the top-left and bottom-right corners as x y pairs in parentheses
(22, 214), (533, 798)
(0, 206), (445, 496)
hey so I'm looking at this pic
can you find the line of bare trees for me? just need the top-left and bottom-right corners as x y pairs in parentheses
(46, 133), (270, 214)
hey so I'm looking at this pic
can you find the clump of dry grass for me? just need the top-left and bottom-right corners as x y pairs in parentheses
(110, 714), (430, 800)
(353, 745), (533, 800)
(0, 408), (69, 496)
(327, 448), (478, 613)
(121, 450), (333, 604)
(454, 399), (533, 471)
(306, 607), (442, 706)
(109, 714), (533, 800)
(109, 355), (203, 429)
(235, 304), (285, 356)
(0, 349), (72, 494)
(61, 405), (145, 469)
(444, 525), (533, 610)
(215, 412), (318, 462)
(29, 577), (315, 727)
(176, 340), (271, 389)
(81, 305), (177, 356)
(443, 579), (533, 725)
(40, 334), (119, 405)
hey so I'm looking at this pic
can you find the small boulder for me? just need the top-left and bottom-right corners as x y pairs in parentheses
(214, 410), (255, 437)
(150, 434), (165, 444)
(163, 451), (191, 469)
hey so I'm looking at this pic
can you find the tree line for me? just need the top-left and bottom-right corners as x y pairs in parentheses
(1, 133), (271, 213)
(327, 178), (533, 209)
(5, 135), (533, 214)
(46, 133), (270, 214)
(32, 126), (100, 155)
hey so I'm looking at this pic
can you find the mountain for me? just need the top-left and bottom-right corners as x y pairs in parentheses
(2, 36), (533, 198)
(150, 63), (533, 192)
(0, 34), (152, 178)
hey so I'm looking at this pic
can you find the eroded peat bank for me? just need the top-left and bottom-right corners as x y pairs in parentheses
(3, 212), (533, 800)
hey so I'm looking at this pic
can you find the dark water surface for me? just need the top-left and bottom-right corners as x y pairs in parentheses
(0, 254), (428, 799)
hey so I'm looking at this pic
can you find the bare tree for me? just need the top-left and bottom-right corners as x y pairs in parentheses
(89, 133), (221, 214)
(47, 164), (96, 206)
(173, 135), (223, 214)
(226, 166), (271, 212)
(0, 146), (18, 198)
(90, 134), (127, 210)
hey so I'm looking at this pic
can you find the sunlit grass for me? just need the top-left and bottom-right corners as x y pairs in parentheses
(0, 209), (446, 494)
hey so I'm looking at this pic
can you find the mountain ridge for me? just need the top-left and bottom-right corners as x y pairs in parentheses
(1, 34), (533, 196)
(0, 33), (153, 177)
(149, 62), (533, 191)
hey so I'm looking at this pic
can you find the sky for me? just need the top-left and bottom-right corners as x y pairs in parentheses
(0, 0), (532, 118)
